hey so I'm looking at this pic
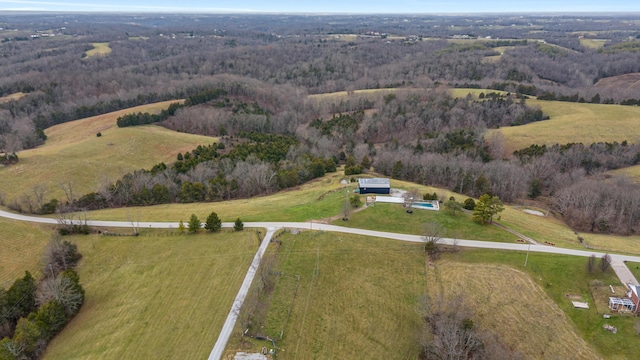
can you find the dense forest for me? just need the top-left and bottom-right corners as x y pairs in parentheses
(3, 13), (640, 234)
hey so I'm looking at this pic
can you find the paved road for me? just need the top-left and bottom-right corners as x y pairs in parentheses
(208, 227), (276, 360)
(3, 209), (640, 359)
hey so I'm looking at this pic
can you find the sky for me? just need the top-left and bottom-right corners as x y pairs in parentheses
(1, 0), (640, 13)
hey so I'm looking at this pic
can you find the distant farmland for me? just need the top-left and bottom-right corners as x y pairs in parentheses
(0, 101), (214, 203)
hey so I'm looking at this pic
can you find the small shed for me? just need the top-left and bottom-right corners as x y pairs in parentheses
(358, 178), (390, 195)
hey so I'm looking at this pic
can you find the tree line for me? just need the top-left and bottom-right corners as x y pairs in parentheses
(0, 236), (84, 360)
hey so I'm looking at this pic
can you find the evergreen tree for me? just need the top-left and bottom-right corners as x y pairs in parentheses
(234, 218), (244, 231)
(188, 214), (201, 233)
(472, 194), (504, 224)
(205, 212), (222, 232)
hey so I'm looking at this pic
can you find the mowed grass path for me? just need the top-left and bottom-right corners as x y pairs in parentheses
(491, 100), (640, 154)
(0, 101), (215, 203)
(44, 230), (258, 360)
(84, 42), (112, 58)
(228, 232), (426, 359)
(0, 218), (52, 288)
(428, 259), (601, 359)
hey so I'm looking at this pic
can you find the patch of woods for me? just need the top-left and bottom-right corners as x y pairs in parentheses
(0, 236), (84, 360)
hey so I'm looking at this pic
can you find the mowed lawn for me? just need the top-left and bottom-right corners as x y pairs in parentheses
(44, 230), (259, 360)
(491, 100), (640, 155)
(0, 101), (215, 203)
(333, 202), (518, 243)
(84, 42), (112, 58)
(225, 232), (426, 359)
(0, 217), (53, 288)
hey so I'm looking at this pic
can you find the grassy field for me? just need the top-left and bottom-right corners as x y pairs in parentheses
(84, 42), (112, 58)
(83, 173), (640, 255)
(44, 229), (258, 360)
(580, 39), (608, 49)
(0, 92), (25, 104)
(449, 249), (638, 359)
(332, 202), (518, 242)
(225, 232), (426, 359)
(0, 218), (53, 288)
(427, 260), (600, 359)
(0, 101), (215, 203)
(224, 233), (611, 359)
(498, 206), (640, 255)
(490, 100), (640, 155)
(84, 172), (348, 222)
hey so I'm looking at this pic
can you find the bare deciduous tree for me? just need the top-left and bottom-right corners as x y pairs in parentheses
(600, 254), (612, 273)
(422, 221), (445, 258)
(587, 254), (597, 274)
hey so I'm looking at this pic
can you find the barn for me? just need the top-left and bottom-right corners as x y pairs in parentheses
(358, 178), (390, 195)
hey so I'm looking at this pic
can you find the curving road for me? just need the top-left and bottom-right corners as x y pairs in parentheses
(3, 209), (636, 263)
(3, 209), (640, 359)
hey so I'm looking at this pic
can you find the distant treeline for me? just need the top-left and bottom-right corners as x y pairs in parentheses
(115, 88), (228, 128)
(456, 81), (640, 106)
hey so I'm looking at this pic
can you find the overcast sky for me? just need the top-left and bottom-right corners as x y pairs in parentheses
(1, 0), (639, 13)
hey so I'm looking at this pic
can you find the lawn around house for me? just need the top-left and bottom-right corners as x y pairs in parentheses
(333, 202), (518, 243)
(43, 229), (258, 360)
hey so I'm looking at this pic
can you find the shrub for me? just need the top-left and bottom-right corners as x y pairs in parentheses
(463, 198), (476, 210)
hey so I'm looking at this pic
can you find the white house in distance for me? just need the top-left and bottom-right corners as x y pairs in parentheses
(358, 178), (390, 195)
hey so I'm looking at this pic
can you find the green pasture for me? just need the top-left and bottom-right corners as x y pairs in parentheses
(492, 100), (640, 155)
(43, 229), (258, 360)
(225, 232), (426, 359)
(0, 101), (215, 204)
(0, 218), (53, 288)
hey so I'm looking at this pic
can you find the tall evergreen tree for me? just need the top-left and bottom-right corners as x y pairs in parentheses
(205, 212), (222, 232)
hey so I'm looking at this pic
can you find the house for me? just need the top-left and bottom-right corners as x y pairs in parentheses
(628, 284), (640, 312)
(358, 178), (390, 195)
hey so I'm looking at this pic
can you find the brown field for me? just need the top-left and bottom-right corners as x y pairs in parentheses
(0, 92), (26, 104)
(428, 261), (600, 359)
(595, 72), (640, 91)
